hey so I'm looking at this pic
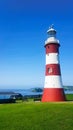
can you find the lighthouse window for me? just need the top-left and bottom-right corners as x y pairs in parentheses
(48, 68), (53, 73)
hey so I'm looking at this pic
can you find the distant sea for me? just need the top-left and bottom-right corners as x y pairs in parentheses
(0, 88), (73, 95)
(0, 88), (43, 96)
(0, 88), (73, 99)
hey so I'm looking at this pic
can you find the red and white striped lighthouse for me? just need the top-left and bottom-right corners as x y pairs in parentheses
(42, 25), (66, 102)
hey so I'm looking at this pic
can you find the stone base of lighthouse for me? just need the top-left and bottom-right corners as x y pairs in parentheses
(42, 88), (66, 102)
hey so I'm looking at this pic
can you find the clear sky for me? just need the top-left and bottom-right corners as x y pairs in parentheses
(0, 0), (73, 89)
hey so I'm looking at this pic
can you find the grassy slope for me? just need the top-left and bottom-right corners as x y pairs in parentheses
(66, 94), (73, 101)
(0, 102), (73, 130)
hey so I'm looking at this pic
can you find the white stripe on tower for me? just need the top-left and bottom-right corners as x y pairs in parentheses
(42, 25), (66, 102)
(46, 53), (59, 64)
(44, 76), (62, 88)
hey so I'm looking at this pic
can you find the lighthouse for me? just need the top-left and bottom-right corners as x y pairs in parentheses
(42, 25), (66, 102)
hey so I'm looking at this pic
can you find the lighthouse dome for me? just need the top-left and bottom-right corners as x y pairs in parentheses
(47, 27), (56, 37)
(45, 25), (59, 45)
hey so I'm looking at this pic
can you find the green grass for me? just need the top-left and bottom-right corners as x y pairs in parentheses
(0, 101), (73, 130)
(66, 94), (73, 101)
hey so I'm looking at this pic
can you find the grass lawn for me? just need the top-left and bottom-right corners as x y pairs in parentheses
(66, 94), (73, 101)
(0, 101), (73, 130)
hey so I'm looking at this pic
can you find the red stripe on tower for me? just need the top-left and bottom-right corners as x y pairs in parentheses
(45, 64), (61, 75)
(42, 25), (66, 102)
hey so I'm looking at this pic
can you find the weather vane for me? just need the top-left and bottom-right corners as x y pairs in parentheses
(49, 24), (54, 29)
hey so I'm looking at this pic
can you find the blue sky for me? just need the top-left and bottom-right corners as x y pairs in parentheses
(0, 0), (73, 88)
